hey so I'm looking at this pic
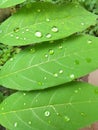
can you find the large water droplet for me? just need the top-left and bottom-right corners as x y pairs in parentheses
(14, 122), (18, 127)
(46, 33), (52, 38)
(51, 26), (59, 32)
(35, 31), (42, 38)
(54, 73), (58, 77)
(44, 111), (50, 117)
(64, 116), (70, 122)
(70, 74), (75, 79)
(59, 70), (63, 74)
(86, 58), (92, 63)
(49, 49), (54, 55)
(14, 27), (19, 32)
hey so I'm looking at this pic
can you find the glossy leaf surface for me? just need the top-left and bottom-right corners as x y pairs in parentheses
(0, 35), (98, 90)
(0, 82), (98, 130)
(0, 0), (26, 8)
(0, 2), (97, 46)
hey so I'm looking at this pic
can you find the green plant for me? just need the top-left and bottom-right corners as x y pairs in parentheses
(0, 0), (98, 130)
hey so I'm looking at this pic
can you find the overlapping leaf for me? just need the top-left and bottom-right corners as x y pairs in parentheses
(0, 35), (98, 90)
(0, 2), (97, 46)
(0, 82), (98, 130)
(0, 0), (26, 8)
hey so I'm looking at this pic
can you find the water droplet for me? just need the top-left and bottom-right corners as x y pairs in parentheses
(46, 18), (50, 22)
(10, 34), (14, 37)
(59, 70), (63, 74)
(64, 116), (70, 122)
(95, 89), (98, 94)
(37, 9), (41, 12)
(74, 90), (78, 93)
(75, 60), (79, 65)
(46, 33), (52, 38)
(81, 22), (85, 26)
(30, 48), (36, 53)
(0, 30), (3, 33)
(23, 37), (26, 40)
(59, 45), (63, 49)
(14, 27), (19, 32)
(35, 31), (42, 38)
(24, 103), (26, 105)
(16, 36), (19, 39)
(80, 112), (86, 117)
(70, 74), (75, 79)
(10, 58), (13, 61)
(49, 49), (54, 55)
(88, 40), (92, 44)
(14, 122), (18, 127)
(28, 121), (32, 125)
(45, 54), (48, 58)
(26, 28), (29, 31)
(51, 26), (59, 32)
(23, 93), (26, 96)
(54, 73), (58, 77)
(44, 77), (47, 80)
(86, 58), (92, 63)
(22, 31), (25, 34)
(44, 111), (50, 117)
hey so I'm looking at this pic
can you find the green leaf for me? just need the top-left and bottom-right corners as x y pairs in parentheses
(0, 35), (98, 90)
(0, 2), (97, 46)
(0, 82), (98, 130)
(0, 0), (26, 8)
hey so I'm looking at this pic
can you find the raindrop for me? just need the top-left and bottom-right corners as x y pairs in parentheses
(70, 74), (75, 79)
(46, 33), (52, 38)
(46, 18), (50, 22)
(81, 22), (85, 26)
(51, 26), (59, 32)
(44, 111), (50, 117)
(54, 73), (58, 77)
(59, 70), (63, 74)
(28, 121), (32, 125)
(14, 122), (18, 127)
(88, 40), (92, 44)
(35, 31), (42, 38)
(14, 27), (19, 32)
(86, 58), (92, 63)
(75, 60), (79, 65)
(49, 49), (54, 55)
(74, 90), (78, 93)
(26, 28), (29, 31)
(64, 116), (70, 122)
(16, 36), (19, 39)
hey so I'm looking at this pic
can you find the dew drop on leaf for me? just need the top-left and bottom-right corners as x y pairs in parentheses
(88, 40), (92, 44)
(16, 36), (19, 39)
(37, 9), (41, 12)
(30, 48), (36, 53)
(45, 54), (48, 58)
(46, 33), (52, 38)
(14, 122), (18, 127)
(24, 103), (26, 105)
(23, 93), (26, 96)
(28, 121), (32, 125)
(81, 22), (85, 26)
(26, 28), (29, 31)
(58, 45), (63, 49)
(23, 37), (26, 40)
(46, 18), (50, 22)
(49, 49), (54, 55)
(64, 116), (70, 122)
(54, 73), (58, 77)
(59, 70), (63, 74)
(70, 74), (75, 79)
(51, 26), (59, 32)
(74, 90), (78, 93)
(10, 34), (14, 37)
(10, 58), (13, 61)
(35, 31), (42, 38)
(44, 111), (50, 117)
(13, 27), (19, 32)
(44, 77), (47, 80)
(80, 112), (86, 117)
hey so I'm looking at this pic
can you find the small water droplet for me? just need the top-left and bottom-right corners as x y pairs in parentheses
(10, 34), (14, 37)
(74, 90), (78, 93)
(75, 60), (80, 65)
(26, 28), (29, 31)
(24, 103), (26, 105)
(30, 48), (36, 53)
(44, 77), (47, 80)
(88, 40), (92, 44)
(28, 121), (32, 125)
(46, 18), (50, 22)
(14, 27), (19, 32)
(35, 31), (42, 38)
(49, 49), (54, 55)
(23, 37), (26, 40)
(37, 9), (41, 12)
(51, 26), (59, 32)
(86, 58), (92, 63)
(16, 36), (19, 39)
(81, 22), (85, 26)
(46, 33), (52, 38)
(45, 54), (48, 58)
(54, 73), (58, 77)
(23, 93), (26, 96)
(44, 111), (50, 117)
(59, 70), (63, 74)
(59, 45), (63, 49)
(70, 74), (75, 79)
(64, 116), (70, 122)
(22, 31), (25, 34)
(14, 122), (18, 127)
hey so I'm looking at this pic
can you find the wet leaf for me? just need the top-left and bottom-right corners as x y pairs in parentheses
(0, 82), (98, 130)
(0, 2), (97, 46)
(0, 35), (98, 90)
